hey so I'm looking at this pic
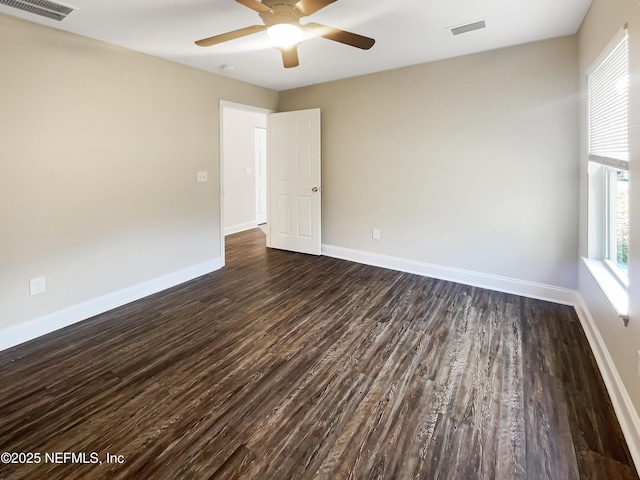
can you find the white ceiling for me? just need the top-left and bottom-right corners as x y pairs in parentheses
(1, 0), (592, 91)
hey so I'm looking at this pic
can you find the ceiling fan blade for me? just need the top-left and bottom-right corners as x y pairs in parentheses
(294, 0), (336, 16)
(281, 46), (299, 68)
(305, 22), (375, 50)
(235, 0), (271, 13)
(195, 25), (267, 47)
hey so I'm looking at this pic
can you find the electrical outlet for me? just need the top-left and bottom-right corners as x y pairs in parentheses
(196, 171), (208, 183)
(372, 228), (380, 240)
(245, 167), (253, 174)
(30, 276), (46, 296)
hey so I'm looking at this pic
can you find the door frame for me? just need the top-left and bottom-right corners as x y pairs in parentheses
(219, 100), (274, 264)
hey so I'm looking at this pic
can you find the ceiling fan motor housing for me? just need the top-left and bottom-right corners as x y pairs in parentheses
(259, 2), (303, 27)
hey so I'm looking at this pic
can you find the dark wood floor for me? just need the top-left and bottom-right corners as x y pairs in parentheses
(0, 228), (637, 480)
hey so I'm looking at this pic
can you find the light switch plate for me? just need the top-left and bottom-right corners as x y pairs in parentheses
(30, 276), (46, 296)
(372, 228), (380, 240)
(197, 171), (208, 183)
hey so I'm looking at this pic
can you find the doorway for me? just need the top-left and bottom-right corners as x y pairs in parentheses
(220, 101), (272, 262)
(255, 127), (267, 226)
(220, 102), (322, 262)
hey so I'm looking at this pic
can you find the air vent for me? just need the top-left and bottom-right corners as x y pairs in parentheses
(0, 0), (74, 21)
(449, 20), (486, 36)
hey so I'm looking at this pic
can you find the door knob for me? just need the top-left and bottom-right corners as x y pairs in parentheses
(312, 187), (320, 192)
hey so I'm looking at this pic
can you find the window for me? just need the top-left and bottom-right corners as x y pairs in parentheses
(606, 169), (629, 276)
(587, 28), (630, 289)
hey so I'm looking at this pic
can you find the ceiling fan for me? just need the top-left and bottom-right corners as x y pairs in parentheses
(195, 0), (375, 68)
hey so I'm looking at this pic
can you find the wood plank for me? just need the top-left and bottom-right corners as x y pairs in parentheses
(0, 228), (636, 480)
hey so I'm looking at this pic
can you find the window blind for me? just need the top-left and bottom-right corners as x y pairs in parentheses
(588, 28), (629, 170)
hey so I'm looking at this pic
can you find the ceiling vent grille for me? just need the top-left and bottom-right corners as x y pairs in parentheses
(0, 0), (74, 21)
(449, 20), (486, 36)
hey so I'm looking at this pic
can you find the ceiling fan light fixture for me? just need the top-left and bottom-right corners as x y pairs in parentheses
(267, 23), (303, 48)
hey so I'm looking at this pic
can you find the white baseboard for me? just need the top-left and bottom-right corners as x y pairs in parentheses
(321, 244), (578, 305)
(0, 257), (224, 352)
(225, 221), (257, 236)
(574, 294), (640, 474)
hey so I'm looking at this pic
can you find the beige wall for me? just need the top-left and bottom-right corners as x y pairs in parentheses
(0, 13), (278, 331)
(578, 0), (640, 418)
(279, 36), (580, 289)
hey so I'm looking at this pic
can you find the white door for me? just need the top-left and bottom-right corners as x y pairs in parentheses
(268, 108), (321, 255)
(255, 127), (267, 225)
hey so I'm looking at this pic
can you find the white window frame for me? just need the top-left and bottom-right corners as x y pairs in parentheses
(585, 26), (630, 323)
